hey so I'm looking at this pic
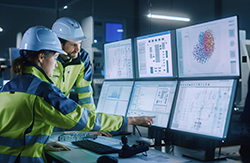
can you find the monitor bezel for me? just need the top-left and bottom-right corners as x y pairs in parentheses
(96, 80), (135, 116)
(134, 30), (178, 79)
(167, 78), (238, 141)
(103, 38), (135, 80)
(125, 79), (178, 129)
(175, 15), (241, 79)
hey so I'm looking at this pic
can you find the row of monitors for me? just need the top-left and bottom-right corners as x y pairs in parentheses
(104, 15), (240, 79)
(96, 79), (237, 140)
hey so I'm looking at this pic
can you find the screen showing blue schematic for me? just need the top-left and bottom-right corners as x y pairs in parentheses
(126, 80), (177, 128)
(170, 79), (236, 139)
(96, 81), (134, 116)
(104, 39), (134, 79)
(136, 31), (174, 78)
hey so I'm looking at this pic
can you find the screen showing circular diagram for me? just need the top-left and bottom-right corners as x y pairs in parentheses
(176, 16), (240, 78)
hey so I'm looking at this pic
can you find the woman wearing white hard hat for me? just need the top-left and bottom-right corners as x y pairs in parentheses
(0, 26), (155, 163)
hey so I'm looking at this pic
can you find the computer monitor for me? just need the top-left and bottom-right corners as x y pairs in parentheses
(96, 81), (134, 116)
(104, 38), (134, 80)
(126, 80), (177, 128)
(135, 30), (177, 78)
(176, 16), (240, 78)
(169, 79), (237, 139)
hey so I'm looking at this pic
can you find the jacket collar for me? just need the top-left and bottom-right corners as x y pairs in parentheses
(23, 65), (53, 83)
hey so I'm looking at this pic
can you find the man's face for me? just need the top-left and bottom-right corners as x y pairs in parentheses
(61, 40), (81, 59)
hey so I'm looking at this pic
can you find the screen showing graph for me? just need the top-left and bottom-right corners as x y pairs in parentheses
(104, 38), (134, 79)
(126, 80), (177, 128)
(176, 16), (240, 78)
(169, 79), (236, 139)
(96, 81), (134, 116)
(136, 31), (175, 78)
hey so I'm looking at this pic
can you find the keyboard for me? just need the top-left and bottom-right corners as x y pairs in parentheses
(71, 139), (120, 154)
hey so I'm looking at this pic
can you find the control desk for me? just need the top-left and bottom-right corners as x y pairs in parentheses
(45, 132), (240, 163)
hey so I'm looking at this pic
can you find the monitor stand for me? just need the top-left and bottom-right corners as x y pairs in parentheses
(178, 140), (227, 161)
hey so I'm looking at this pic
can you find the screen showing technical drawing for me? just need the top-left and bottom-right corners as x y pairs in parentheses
(170, 79), (236, 139)
(126, 81), (177, 128)
(96, 81), (134, 116)
(176, 16), (240, 78)
(136, 31), (173, 78)
(104, 39), (134, 79)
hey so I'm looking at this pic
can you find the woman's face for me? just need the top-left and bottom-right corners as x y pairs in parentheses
(40, 52), (59, 77)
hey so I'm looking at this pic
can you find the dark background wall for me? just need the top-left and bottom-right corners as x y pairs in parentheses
(0, 0), (250, 58)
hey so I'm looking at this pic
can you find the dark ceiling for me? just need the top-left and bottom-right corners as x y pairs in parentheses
(1, 0), (250, 59)
(0, 0), (80, 10)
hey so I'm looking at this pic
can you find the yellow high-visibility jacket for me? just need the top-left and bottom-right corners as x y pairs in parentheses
(51, 49), (96, 112)
(0, 65), (127, 163)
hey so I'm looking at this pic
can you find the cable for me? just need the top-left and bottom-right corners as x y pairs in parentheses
(134, 125), (142, 137)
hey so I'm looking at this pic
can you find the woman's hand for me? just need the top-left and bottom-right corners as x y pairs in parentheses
(44, 141), (71, 152)
(128, 116), (156, 126)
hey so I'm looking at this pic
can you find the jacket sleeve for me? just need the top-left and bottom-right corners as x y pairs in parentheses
(75, 49), (96, 112)
(40, 84), (127, 133)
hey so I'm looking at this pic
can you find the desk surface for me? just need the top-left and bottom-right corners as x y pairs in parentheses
(46, 132), (240, 163)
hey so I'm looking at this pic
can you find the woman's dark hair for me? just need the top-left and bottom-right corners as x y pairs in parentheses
(11, 50), (55, 74)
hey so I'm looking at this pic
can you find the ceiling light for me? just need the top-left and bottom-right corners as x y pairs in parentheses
(63, 5), (68, 10)
(147, 13), (190, 22)
(0, 27), (3, 32)
(117, 29), (123, 33)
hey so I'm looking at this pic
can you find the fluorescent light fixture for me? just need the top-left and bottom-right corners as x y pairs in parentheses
(117, 29), (123, 33)
(0, 58), (6, 61)
(0, 27), (3, 32)
(147, 13), (190, 22)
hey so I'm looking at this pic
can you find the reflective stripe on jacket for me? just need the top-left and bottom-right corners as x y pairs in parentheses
(51, 49), (96, 112)
(0, 65), (127, 163)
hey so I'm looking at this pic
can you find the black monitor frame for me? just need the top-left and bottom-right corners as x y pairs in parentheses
(134, 30), (178, 79)
(176, 15), (240, 79)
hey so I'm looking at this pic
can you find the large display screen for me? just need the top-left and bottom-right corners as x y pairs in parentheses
(136, 31), (175, 78)
(176, 16), (240, 78)
(96, 81), (134, 116)
(126, 80), (177, 128)
(104, 39), (134, 79)
(169, 79), (236, 139)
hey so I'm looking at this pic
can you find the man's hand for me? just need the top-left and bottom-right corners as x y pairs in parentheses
(44, 141), (71, 152)
(128, 116), (156, 126)
(92, 132), (112, 137)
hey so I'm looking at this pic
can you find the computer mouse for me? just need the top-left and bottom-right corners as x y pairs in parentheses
(97, 155), (118, 163)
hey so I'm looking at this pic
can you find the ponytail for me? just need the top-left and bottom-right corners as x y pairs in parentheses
(11, 56), (24, 74)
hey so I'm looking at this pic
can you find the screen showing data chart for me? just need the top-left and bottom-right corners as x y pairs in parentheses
(176, 16), (240, 78)
(126, 80), (177, 128)
(136, 30), (175, 78)
(104, 38), (134, 79)
(169, 79), (237, 139)
(96, 81), (134, 116)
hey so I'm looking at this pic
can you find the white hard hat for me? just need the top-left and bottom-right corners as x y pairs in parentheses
(52, 17), (87, 42)
(20, 26), (66, 55)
